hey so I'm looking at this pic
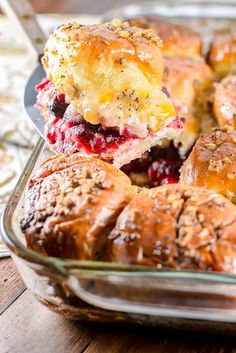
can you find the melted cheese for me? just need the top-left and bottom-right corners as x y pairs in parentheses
(42, 22), (176, 137)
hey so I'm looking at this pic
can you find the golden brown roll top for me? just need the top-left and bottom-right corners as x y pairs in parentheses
(128, 17), (202, 58)
(42, 20), (176, 135)
(213, 75), (236, 130)
(207, 32), (236, 77)
(21, 153), (134, 260)
(108, 184), (236, 273)
(180, 128), (236, 203)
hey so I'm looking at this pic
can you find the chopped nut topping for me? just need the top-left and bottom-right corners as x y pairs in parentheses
(184, 190), (192, 197)
(215, 130), (221, 139)
(133, 31), (143, 38)
(172, 200), (183, 209)
(199, 228), (209, 238)
(57, 207), (64, 216)
(222, 125), (233, 133)
(225, 190), (236, 203)
(222, 157), (232, 165)
(152, 36), (163, 45)
(112, 19), (122, 27)
(227, 173), (235, 180)
(208, 160), (223, 173)
(119, 30), (130, 39)
(185, 206), (197, 213)
(167, 194), (178, 203)
(198, 213), (205, 223)
(205, 143), (216, 151)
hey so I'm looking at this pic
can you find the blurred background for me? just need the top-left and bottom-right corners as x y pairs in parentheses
(29, 0), (148, 14)
(16, 0), (236, 14)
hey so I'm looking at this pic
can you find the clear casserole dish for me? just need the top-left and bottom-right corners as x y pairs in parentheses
(2, 0), (236, 333)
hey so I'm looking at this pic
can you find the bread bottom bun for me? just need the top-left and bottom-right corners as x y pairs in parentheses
(108, 184), (236, 273)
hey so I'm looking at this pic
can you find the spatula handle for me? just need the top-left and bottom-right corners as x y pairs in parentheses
(1, 0), (46, 58)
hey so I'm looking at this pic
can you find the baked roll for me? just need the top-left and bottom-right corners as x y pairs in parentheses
(180, 128), (236, 203)
(20, 153), (134, 260)
(36, 20), (181, 168)
(213, 75), (236, 130)
(128, 17), (202, 58)
(108, 184), (236, 273)
(207, 32), (236, 77)
(163, 56), (214, 154)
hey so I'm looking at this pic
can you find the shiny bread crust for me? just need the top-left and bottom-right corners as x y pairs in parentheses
(207, 32), (236, 77)
(213, 75), (236, 130)
(42, 20), (163, 85)
(108, 184), (236, 273)
(180, 128), (236, 203)
(128, 17), (202, 57)
(41, 20), (176, 133)
(21, 153), (134, 260)
(21, 153), (236, 273)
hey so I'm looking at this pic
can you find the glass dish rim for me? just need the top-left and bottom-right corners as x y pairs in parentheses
(2, 0), (236, 284)
(102, 0), (236, 22)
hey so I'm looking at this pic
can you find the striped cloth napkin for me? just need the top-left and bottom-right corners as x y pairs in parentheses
(0, 14), (98, 258)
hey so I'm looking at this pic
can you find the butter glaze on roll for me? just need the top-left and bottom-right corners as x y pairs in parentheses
(180, 128), (236, 203)
(36, 20), (181, 167)
(108, 184), (236, 273)
(128, 17), (202, 58)
(207, 32), (236, 77)
(20, 153), (135, 260)
(42, 20), (167, 130)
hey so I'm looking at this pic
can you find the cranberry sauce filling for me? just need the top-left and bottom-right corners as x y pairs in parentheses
(122, 144), (187, 187)
(36, 80), (131, 155)
(35, 78), (51, 91)
(36, 79), (183, 168)
(45, 115), (128, 155)
(49, 93), (68, 118)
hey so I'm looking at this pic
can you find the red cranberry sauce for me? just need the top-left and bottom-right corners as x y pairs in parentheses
(36, 79), (183, 162)
(36, 79), (132, 155)
(49, 93), (68, 118)
(122, 144), (187, 187)
(35, 78), (51, 92)
(45, 115), (129, 155)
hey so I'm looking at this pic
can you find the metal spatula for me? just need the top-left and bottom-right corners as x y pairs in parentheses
(24, 63), (45, 137)
(1, 0), (47, 138)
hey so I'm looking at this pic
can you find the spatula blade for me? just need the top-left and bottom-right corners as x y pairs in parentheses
(24, 63), (45, 138)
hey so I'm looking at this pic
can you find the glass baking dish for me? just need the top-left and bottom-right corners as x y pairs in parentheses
(2, 1), (236, 333)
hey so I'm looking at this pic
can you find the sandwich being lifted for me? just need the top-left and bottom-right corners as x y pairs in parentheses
(35, 20), (183, 167)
